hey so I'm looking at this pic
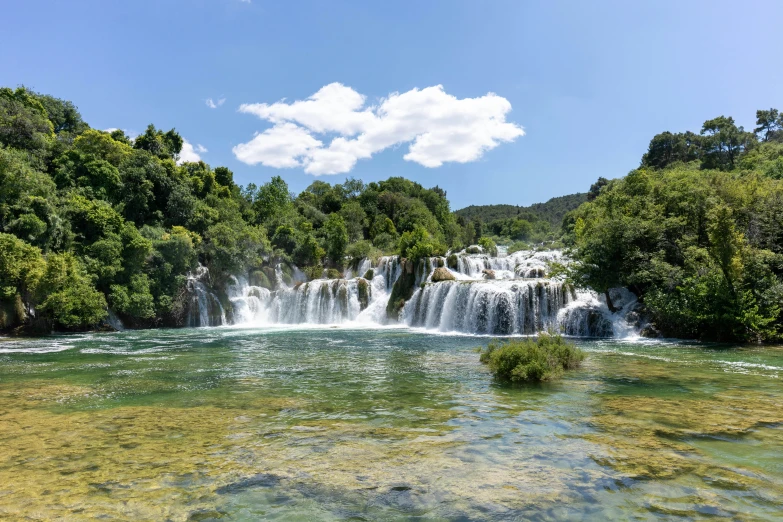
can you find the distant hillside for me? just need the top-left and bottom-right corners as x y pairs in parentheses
(456, 193), (587, 227)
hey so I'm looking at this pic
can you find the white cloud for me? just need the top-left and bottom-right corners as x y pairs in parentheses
(233, 83), (524, 175)
(206, 97), (226, 109)
(233, 122), (322, 168)
(178, 139), (207, 165)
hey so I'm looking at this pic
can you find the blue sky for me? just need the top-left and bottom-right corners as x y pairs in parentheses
(3, 0), (782, 209)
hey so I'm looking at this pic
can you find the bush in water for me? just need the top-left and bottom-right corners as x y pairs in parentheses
(479, 334), (585, 383)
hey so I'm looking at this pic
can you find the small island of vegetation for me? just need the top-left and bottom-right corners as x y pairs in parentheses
(479, 334), (586, 383)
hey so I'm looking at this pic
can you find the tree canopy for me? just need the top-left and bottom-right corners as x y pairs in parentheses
(565, 108), (783, 342)
(0, 87), (487, 332)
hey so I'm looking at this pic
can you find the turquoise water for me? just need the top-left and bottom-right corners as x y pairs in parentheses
(0, 327), (781, 520)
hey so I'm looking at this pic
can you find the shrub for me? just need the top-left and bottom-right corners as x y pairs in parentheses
(507, 241), (530, 254)
(478, 236), (498, 256)
(301, 265), (324, 281)
(479, 334), (585, 383)
(399, 225), (446, 259)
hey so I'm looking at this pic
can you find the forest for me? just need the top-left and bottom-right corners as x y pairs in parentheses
(564, 109), (783, 342)
(4, 85), (782, 343)
(0, 87), (496, 333)
(455, 193), (586, 250)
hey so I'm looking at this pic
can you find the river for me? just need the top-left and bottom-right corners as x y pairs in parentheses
(0, 326), (781, 520)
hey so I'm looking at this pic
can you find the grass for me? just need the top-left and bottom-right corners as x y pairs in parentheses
(478, 334), (585, 383)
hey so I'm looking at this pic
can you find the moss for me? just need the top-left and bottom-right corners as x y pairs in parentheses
(465, 246), (481, 254)
(302, 265), (324, 281)
(447, 254), (458, 270)
(363, 268), (374, 280)
(325, 268), (342, 279)
(585, 390), (783, 483)
(357, 278), (370, 310)
(478, 334), (585, 382)
(250, 269), (273, 290)
(386, 259), (417, 319)
(262, 266), (277, 288)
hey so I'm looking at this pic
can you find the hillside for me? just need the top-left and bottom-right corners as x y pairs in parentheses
(0, 86), (486, 333)
(456, 192), (587, 228)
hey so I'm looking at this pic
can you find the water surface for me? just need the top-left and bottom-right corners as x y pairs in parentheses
(0, 327), (781, 520)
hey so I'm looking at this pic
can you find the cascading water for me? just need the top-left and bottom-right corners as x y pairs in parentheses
(226, 275), (272, 325)
(187, 249), (640, 337)
(186, 265), (226, 327)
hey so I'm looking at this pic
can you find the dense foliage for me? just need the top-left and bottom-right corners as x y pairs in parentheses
(0, 87), (494, 332)
(479, 334), (585, 382)
(565, 109), (783, 342)
(456, 193), (586, 246)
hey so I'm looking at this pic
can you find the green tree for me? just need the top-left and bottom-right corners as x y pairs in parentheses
(754, 108), (782, 142)
(254, 176), (293, 224)
(322, 213), (349, 265)
(133, 124), (184, 160)
(339, 200), (366, 242)
(701, 116), (755, 170)
(37, 253), (107, 330)
(0, 87), (54, 160)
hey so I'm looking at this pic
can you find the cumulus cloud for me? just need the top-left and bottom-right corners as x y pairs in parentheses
(178, 139), (207, 165)
(233, 83), (524, 175)
(206, 97), (226, 109)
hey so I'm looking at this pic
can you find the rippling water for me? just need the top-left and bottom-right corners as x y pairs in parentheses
(0, 327), (781, 520)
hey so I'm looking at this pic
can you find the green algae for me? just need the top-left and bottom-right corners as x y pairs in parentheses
(0, 330), (782, 520)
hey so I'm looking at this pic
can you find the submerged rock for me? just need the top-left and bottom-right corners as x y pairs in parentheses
(431, 267), (456, 282)
(482, 269), (496, 280)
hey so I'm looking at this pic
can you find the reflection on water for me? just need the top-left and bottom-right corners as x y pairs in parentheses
(0, 328), (781, 520)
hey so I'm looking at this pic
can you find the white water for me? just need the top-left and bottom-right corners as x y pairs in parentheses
(186, 265), (226, 327)
(186, 251), (640, 337)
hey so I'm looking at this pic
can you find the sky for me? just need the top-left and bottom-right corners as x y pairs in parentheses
(2, 0), (782, 210)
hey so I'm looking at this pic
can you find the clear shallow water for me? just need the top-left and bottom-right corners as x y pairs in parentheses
(0, 327), (781, 521)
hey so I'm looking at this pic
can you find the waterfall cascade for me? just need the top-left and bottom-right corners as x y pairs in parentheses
(185, 249), (640, 337)
(186, 265), (226, 327)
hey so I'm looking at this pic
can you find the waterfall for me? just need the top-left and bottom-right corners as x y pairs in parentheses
(375, 256), (402, 291)
(227, 275), (272, 325)
(106, 309), (125, 331)
(186, 265), (226, 327)
(403, 280), (579, 335)
(183, 250), (640, 337)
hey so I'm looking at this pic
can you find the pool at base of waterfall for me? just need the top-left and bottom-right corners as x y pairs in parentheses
(0, 327), (781, 521)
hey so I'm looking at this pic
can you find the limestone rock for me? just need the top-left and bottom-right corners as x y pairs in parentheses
(431, 267), (456, 282)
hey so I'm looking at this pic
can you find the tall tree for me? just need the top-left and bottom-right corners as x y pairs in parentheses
(700, 116), (755, 170)
(754, 108), (782, 142)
